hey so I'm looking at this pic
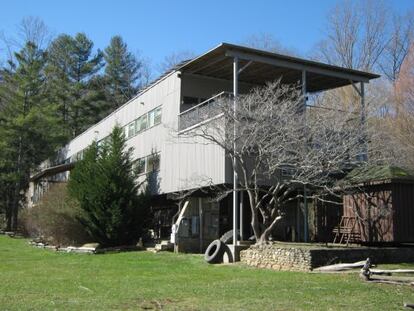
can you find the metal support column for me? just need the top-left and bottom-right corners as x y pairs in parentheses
(233, 57), (239, 250)
(198, 197), (203, 253)
(240, 191), (244, 241)
(360, 82), (367, 161)
(302, 70), (309, 242)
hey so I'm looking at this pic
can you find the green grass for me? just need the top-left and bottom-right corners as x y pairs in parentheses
(1, 236), (414, 310)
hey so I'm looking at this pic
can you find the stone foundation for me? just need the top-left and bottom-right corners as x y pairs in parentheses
(240, 243), (414, 271)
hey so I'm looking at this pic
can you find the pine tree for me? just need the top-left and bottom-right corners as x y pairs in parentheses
(103, 36), (141, 109)
(68, 126), (149, 246)
(46, 33), (106, 138)
(0, 42), (65, 230)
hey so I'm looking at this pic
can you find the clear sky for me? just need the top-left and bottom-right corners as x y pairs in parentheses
(0, 0), (413, 69)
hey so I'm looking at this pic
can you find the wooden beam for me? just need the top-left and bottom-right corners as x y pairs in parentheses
(225, 49), (371, 83)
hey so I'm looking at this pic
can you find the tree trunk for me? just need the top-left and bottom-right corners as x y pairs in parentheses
(10, 188), (20, 231)
(258, 215), (284, 244)
(246, 189), (261, 240)
(5, 196), (12, 231)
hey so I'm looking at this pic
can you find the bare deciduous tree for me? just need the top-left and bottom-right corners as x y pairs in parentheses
(157, 50), (195, 74)
(179, 80), (383, 243)
(1, 17), (52, 65)
(316, 0), (388, 71)
(242, 33), (299, 56)
(379, 12), (414, 82)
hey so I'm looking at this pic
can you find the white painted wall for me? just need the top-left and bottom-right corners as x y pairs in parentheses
(60, 71), (237, 195)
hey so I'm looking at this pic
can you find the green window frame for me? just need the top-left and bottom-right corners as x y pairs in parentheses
(135, 157), (146, 175)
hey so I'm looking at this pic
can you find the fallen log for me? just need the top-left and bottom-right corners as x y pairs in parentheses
(370, 269), (414, 275)
(370, 275), (414, 283)
(313, 260), (367, 272)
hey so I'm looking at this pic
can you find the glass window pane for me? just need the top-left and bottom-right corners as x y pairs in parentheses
(147, 153), (160, 172)
(135, 118), (141, 133)
(128, 122), (135, 138)
(148, 110), (155, 128)
(136, 158), (146, 175)
(154, 107), (162, 124)
(141, 114), (148, 131)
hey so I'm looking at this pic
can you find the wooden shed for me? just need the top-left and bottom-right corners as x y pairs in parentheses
(341, 166), (414, 244)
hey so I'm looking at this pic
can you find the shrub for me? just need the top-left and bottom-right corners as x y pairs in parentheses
(68, 125), (150, 247)
(20, 183), (90, 246)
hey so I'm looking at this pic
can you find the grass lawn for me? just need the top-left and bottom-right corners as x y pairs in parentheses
(1, 236), (414, 310)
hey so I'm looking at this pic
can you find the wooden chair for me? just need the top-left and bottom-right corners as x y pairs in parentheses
(332, 216), (360, 245)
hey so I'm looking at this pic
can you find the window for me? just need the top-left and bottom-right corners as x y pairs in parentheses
(135, 118), (141, 134)
(128, 122), (135, 138)
(147, 153), (160, 172)
(123, 105), (162, 140)
(135, 157), (146, 175)
(148, 109), (155, 128)
(137, 114), (148, 132)
(154, 107), (162, 125)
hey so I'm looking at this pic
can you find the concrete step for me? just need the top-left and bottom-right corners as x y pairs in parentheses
(154, 242), (174, 252)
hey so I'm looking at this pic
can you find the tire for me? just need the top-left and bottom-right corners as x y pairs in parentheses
(204, 239), (225, 264)
(220, 229), (240, 244)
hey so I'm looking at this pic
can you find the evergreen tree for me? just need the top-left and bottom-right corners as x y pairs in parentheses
(46, 33), (106, 138)
(68, 126), (149, 246)
(0, 42), (65, 230)
(103, 36), (141, 109)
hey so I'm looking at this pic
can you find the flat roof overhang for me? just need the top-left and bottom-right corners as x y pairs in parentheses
(30, 162), (75, 182)
(178, 43), (380, 93)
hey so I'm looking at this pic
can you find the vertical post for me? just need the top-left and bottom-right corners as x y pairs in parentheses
(233, 57), (239, 250)
(199, 197), (203, 253)
(303, 186), (308, 242)
(240, 191), (244, 241)
(360, 82), (367, 161)
(302, 70), (307, 112)
(302, 70), (309, 243)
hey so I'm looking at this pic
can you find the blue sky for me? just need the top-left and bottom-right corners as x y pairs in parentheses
(1, 0), (413, 69)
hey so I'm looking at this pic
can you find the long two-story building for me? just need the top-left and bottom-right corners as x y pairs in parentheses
(28, 43), (379, 253)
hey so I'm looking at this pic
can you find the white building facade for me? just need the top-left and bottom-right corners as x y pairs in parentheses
(29, 43), (379, 252)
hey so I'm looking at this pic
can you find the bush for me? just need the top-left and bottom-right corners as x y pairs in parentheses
(20, 183), (90, 246)
(68, 126), (150, 247)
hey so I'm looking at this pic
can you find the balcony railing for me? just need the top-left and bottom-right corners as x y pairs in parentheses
(178, 91), (232, 131)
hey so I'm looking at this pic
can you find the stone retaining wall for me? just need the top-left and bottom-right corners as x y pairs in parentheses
(240, 243), (414, 271)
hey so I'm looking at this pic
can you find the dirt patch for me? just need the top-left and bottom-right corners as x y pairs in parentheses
(120, 298), (191, 311)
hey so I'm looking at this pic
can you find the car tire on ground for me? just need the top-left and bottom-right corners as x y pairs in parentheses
(219, 229), (240, 244)
(204, 239), (225, 264)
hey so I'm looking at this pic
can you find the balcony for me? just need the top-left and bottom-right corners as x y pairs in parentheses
(178, 92), (232, 131)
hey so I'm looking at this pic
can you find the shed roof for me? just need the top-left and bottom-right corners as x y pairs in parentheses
(346, 165), (414, 184)
(178, 43), (380, 93)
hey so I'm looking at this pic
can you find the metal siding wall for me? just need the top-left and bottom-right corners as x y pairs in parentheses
(65, 73), (181, 194)
(59, 72), (254, 195)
